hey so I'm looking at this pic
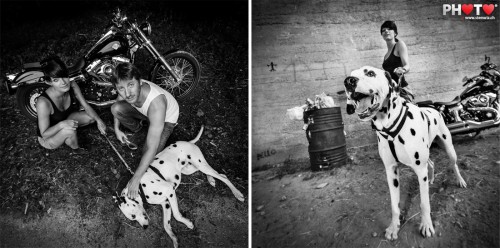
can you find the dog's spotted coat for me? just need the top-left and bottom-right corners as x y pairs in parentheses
(114, 127), (244, 248)
(344, 66), (467, 240)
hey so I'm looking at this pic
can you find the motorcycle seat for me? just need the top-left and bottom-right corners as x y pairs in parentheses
(434, 96), (460, 106)
(68, 57), (86, 76)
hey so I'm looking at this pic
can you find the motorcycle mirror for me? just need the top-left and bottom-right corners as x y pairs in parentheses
(462, 76), (468, 82)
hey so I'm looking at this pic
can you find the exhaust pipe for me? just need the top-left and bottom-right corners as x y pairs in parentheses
(448, 118), (500, 134)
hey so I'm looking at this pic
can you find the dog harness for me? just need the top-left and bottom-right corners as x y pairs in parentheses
(138, 165), (167, 203)
(375, 104), (409, 163)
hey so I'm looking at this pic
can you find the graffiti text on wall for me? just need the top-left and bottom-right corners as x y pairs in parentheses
(256, 149), (277, 160)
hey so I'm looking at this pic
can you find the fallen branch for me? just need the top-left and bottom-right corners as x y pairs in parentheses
(400, 212), (420, 230)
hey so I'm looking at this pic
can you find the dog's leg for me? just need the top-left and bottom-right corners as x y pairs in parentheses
(196, 162), (244, 202)
(384, 163), (401, 240)
(427, 159), (435, 184)
(161, 201), (178, 248)
(435, 131), (467, 188)
(412, 163), (435, 238)
(168, 191), (194, 229)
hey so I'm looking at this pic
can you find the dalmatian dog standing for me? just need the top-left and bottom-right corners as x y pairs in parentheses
(113, 126), (244, 248)
(343, 66), (467, 240)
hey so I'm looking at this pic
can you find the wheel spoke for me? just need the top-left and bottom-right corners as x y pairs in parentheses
(154, 55), (198, 99)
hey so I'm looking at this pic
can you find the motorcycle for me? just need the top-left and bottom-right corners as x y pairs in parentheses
(417, 55), (500, 135)
(3, 9), (201, 122)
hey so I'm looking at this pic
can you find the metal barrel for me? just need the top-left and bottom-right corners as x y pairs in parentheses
(305, 107), (347, 171)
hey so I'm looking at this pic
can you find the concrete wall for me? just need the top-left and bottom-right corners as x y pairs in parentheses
(251, 0), (500, 169)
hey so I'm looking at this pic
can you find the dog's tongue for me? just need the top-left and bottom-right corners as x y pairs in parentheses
(357, 96), (372, 112)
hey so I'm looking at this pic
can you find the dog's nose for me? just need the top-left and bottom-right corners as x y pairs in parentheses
(346, 104), (356, 115)
(344, 76), (358, 92)
(143, 225), (149, 230)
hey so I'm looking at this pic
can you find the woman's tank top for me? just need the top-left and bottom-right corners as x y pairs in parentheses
(382, 40), (408, 87)
(37, 90), (80, 137)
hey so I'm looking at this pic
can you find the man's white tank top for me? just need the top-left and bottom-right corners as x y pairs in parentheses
(133, 80), (179, 123)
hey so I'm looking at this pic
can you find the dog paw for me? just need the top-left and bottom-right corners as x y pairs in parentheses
(207, 175), (216, 187)
(457, 177), (467, 188)
(385, 224), (399, 240)
(233, 190), (245, 202)
(172, 239), (179, 248)
(419, 221), (435, 238)
(185, 220), (194, 229)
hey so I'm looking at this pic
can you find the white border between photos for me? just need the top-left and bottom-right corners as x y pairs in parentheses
(248, 0), (253, 246)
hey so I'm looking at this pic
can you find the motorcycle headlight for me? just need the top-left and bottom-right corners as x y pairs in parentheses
(140, 22), (151, 37)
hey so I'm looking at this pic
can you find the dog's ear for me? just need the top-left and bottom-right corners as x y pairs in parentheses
(384, 71), (400, 93)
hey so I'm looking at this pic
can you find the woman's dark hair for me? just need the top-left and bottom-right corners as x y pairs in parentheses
(42, 57), (69, 79)
(111, 62), (142, 86)
(381, 20), (398, 36)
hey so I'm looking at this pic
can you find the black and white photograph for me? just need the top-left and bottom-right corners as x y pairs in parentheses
(0, 0), (248, 247)
(1, 0), (500, 247)
(252, 0), (499, 247)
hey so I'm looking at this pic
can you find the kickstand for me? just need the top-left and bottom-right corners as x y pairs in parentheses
(473, 131), (482, 137)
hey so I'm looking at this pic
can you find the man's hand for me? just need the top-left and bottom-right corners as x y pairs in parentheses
(126, 175), (141, 199)
(115, 128), (128, 143)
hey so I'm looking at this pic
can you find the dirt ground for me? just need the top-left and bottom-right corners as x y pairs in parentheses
(0, 91), (248, 248)
(252, 128), (499, 248)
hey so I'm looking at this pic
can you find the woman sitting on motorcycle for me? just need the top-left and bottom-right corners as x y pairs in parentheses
(36, 57), (107, 151)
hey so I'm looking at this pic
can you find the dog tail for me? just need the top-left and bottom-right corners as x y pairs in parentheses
(189, 125), (204, 144)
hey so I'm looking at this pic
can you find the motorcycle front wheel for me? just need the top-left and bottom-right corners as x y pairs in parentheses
(151, 51), (201, 102)
(16, 83), (49, 122)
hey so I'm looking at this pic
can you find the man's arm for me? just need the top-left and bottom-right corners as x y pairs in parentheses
(126, 95), (167, 199)
(113, 94), (129, 143)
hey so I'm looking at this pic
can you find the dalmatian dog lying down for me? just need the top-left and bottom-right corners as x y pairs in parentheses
(113, 126), (244, 248)
(343, 66), (467, 240)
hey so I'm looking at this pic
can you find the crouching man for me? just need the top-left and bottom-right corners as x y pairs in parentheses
(110, 62), (179, 199)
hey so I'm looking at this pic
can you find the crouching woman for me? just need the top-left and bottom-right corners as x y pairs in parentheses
(36, 57), (106, 150)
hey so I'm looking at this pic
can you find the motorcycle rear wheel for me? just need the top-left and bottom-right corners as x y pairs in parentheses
(151, 51), (201, 102)
(16, 83), (49, 122)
